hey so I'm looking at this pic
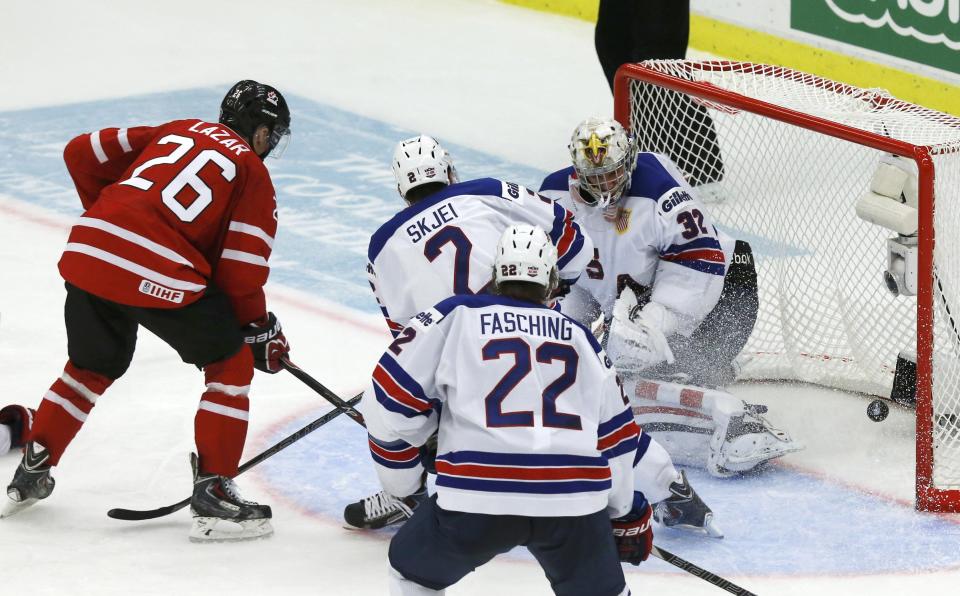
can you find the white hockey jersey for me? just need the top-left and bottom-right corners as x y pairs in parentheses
(539, 153), (734, 336)
(361, 293), (640, 518)
(367, 178), (593, 335)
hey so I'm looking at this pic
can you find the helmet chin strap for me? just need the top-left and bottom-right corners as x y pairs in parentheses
(602, 203), (622, 222)
(571, 183), (625, 221)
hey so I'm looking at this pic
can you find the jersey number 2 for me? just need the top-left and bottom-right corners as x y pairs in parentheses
(482, 338), (582, 430)
(119, 134), (236, 222)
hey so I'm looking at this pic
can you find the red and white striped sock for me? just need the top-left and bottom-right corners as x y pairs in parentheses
(30, 361), (113, 465)
(195, 346), (254, 477)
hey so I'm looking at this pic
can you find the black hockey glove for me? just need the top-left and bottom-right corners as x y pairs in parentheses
(420, 431), (439, 474)
(611, 492), (653, 565)
(242, 312), (290, 374)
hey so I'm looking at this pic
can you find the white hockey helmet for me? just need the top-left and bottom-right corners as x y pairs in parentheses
(568, 117), (638, 209)
(494, 224), (558, 291)
(391, 135), (458, 202)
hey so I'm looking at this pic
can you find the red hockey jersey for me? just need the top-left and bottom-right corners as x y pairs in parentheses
(59, 119), (277, 325)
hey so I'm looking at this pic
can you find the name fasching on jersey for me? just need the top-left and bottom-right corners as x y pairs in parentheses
(366, 178), (592, 334)
(361, 294), (640, 518)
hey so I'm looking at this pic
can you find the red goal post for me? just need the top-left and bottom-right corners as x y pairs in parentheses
(613, 60), (960, 512)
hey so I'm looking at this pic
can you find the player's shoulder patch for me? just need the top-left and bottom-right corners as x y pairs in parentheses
(498, 180), (532, 203)
(655, 188), (695, 217)
(408, 307), (444, 332)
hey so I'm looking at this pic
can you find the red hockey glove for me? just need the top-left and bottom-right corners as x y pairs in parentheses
(242, 312), (290, 374)
(0, 405), (35, 449)
(611, 495), (653, 565)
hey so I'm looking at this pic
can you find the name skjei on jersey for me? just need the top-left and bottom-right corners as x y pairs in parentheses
(405, 202), (459, 243)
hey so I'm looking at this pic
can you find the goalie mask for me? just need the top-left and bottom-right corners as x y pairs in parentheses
(494, 224), (558, 292)
(569, 117), (638, 209)
(392, 135), (459, 202)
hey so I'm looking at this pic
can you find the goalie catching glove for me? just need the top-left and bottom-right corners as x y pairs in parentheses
(242, 312), (290, 374)
(607, 288), (675, 374)
(611, 492), (654, 565)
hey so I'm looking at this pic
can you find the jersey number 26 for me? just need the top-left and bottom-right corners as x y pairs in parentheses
(119, 134), (236, 223)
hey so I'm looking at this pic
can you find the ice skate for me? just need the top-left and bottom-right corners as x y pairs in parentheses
(343, 487), (427, 530)
(652, 470), (723, 538)
(2, 441), (55, 518)
(707, 403), (804, 478)
(188, 453), (273, 542)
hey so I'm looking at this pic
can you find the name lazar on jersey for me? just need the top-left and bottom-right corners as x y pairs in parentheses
(405, 202), (460, 243)
(479, 311), (573, 341)
(187, 121), (250, 157)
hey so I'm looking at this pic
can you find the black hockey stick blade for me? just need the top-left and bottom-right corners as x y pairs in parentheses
(650, 545), (757, 596)
(107, 392), (362, 521)
(280, 357), (367, 428)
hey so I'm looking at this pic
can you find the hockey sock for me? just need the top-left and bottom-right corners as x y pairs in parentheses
(195, 346), (254, 477)
(31, 361), (113, 465)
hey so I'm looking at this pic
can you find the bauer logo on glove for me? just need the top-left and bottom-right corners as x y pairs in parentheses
(242, 312), (290, 374)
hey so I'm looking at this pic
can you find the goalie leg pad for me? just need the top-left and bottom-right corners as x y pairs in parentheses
(707, 406), (803, 477)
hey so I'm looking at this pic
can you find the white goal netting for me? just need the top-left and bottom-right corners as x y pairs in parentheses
(620, 60), (960, 502)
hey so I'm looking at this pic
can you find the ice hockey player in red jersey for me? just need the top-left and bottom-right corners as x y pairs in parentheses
(1, 80), (292, 542)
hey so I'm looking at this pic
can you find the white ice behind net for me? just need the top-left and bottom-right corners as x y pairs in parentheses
(627, 60), (960, 491)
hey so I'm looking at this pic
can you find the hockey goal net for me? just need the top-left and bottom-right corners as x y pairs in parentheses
(614, 60), (960, 512)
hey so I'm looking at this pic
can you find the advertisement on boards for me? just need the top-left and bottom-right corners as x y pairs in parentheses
(791, 1), (959, 74)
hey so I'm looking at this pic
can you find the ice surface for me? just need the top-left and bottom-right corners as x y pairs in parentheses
(1, 1), (958, 594)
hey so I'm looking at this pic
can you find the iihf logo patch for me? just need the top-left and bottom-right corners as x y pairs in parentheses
(527, 266), (539, 277)
(139, 280), (184, 304)
(266, 91), (279, 106)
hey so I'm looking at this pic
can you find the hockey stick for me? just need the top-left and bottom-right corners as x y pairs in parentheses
(279, 366), (749, 593)
(107, 385), (362, 521)
(280, 357), (366, 427)
(281, 365), (751, 593)
(650, 546), (757, 596)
